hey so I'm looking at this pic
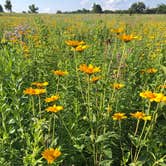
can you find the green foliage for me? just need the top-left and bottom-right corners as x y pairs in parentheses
(4, 0), (12, 13)
(0, 4), (3, 12)
(129, 2), (146, 14)
(156, 4), (166, 14)
(28, 4), (39, 13)
(92, 3), (103, 13)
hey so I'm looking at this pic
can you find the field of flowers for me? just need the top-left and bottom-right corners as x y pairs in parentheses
(0, 14), (166, 166)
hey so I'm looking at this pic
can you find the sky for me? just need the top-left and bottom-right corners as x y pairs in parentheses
(0, 0), (166, 13)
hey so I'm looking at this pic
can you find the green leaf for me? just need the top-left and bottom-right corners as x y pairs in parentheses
(129, 161), (145, 166)
(99, 160), (113, 166)
(160, 64), (166, 76)
(103, 149), (112, 159)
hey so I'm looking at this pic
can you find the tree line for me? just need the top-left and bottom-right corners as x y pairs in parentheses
(0, 0), (39, 13)
(60, 2), (166, 14)
(0, 0), (166, 14)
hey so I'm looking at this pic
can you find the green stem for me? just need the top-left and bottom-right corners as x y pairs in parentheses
(131, 119), (140, 161)
(56, 76), (60, 94)
(38, 95), (41, 119)
(108, 43), (126, 109)
(133, 121), (147, 163)
(74, 50), (86, 103)
(31, 96), (35, 117)
(52, 114), (56, 144)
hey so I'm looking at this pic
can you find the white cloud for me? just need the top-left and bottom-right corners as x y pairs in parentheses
(80, 0), (90, 6)
(102, 0), (131, 10)
(40, 7), (51, 13)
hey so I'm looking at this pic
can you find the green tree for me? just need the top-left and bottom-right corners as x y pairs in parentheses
(92, 3), (102, 13)
(0, 4), (4, 12)
(156, 4), (166, 14)
(4, 0), (12, 13)
(28, 4), (39, 13)
(129, 2), (146, 14)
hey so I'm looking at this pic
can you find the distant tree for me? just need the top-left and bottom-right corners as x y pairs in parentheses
(92, 3), (102, 13)
(82, 8), (90, 13)
(4, 0), (12, 13)
(156, 4), (166, 14)
(56, 10), (62, 14)
(129, 2), (146, 14)
(28, 4), (39, 13)
(0, 4), (4, 12)
(22, 11), (26, 13)
(145, 7), (157, 14)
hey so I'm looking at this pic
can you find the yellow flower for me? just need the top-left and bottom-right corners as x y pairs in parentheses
(71, 45), (88, 52)
(130, 112), (145, 119)
(140, 91), (164, 102)
(23, 87), (46, 95)
(65, 40), (85, 47)
(119, 34), (137, 42)
(112, 27), (124, 35)
(112, 112), (127, 120)
(112, 83), (124, 89)
(130, 112), (151, 121)
(79, 64), (101, 75)
(42, 148), (61, 164)
(142, 115), (152, 121)
(153, 93), (164, 102)
(46, 105), (63, 113)
(146, 68), (158, 74)
(31, 82), (49, 87)
(53, 70), (68, 76)
(140, 91), (155, 101)
(159, 85), (166, 89)
(45, 95), (60, 103)
(161, 96), (166, 102)
(90, 76), (101, 83)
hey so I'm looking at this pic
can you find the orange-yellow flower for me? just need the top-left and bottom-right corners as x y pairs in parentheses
(112, 27), (124, 35)
(45, 95), (60, 103)
(141, 68), (158, 74)
(71, 45), (88, 52)
(112, 112), (127, 120)
(140, 91), (164, 102)
(79, 64), (101, 75)
(112, 83), (125, 89)
(140, 91), (155, 101)
(65, 40), (85, 47)
(53, 70), (68, 76)
(23, 87), (46, 95)
(42, 148), (61, 164)
(46, 105), (63, 113)
(119, 34), (137, 42)
(130, 112), (145, 119)
(146, 68), (158, 74)
(130, 112), (151, 121)
(159, 85), (166, 89)
(90, 76), (101, 83)
(31, 82), (49, 87)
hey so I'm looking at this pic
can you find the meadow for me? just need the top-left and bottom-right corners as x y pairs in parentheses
(0, 13), (166, 166)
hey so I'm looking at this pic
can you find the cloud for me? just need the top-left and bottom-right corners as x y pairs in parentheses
(40, 7), (52, 13)
(102, 0), (131, 10)
(80, 0), (94, 8)
(80, 0), (90, 6)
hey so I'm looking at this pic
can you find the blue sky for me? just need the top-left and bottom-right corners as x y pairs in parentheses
(0, 0), (165, 13)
